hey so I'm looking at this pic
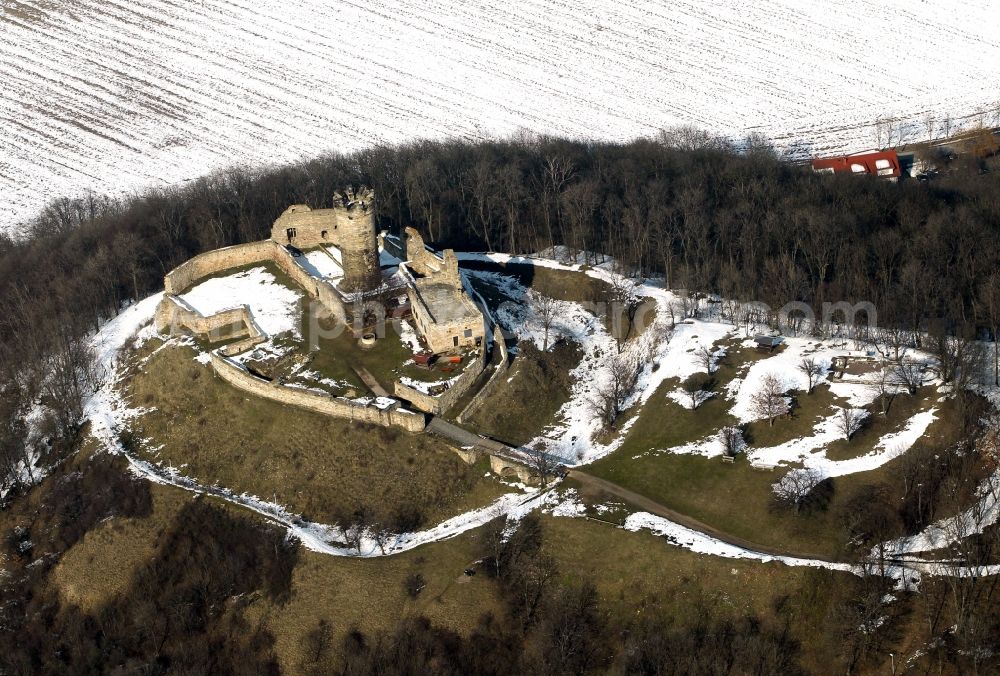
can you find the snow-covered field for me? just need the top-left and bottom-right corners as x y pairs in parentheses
(4, 0), (1000, 233)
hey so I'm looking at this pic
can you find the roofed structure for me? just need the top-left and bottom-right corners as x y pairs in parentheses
(811, 150), (902, 179)
(401, 227), (485, 354)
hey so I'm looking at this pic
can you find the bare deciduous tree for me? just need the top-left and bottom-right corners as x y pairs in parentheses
(923, 111), (937, 142)
(867, 365), (896, 416)
(530, 292), (558, 351)
(928, 325), (986, 388)
(890, 359), (924, 395)
(798, 356), (823, 394)
(718, 426), (745, 458)
(750, 373), (789, 426)
(38, 329), (102, 438)
(870, 325), (911, 362)
(665, 298), (681, 329)
(588, 352), (641, 429)
(681, 372), (713, 410)
(976, 272), (1000, 386)
(837, 406), (868, 441)
(977, 414), (1000, 466)
(341, 511), (370, 553)
(695, 345), (717, 374)
(526, 446), (559, 488)
(0, 388), (31, 492)
(735, 302), (768, 337)
(370, 522), (394, 555)
(772, 467), (823, 514)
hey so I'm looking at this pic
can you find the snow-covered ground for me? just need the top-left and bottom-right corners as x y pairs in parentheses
(466, 257), (734, 464)
(179, 266), (302, 337)
(4, 0), (1000, 233)
(297, 249), (344, 282)
(462, 250), (938, 476)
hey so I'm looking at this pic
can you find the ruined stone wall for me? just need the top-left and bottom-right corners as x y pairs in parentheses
(413, 307), (485, 354)
(269, 246), (351, 325)
(270, 246), (323, 297)
(402, 226), (484, 353)
(402, 229), (458, 287)
(392, 381), (441, 415)
(393, 345), (488, 415)
(270, 190), (380, 292)
(161, 239), (351, 335)
(211, 354), (426, 432)
(163, 241), (280, 295)
(489, 455), (535, 484)
(456, 325), (510, 423)
(440, 249), (461, 287)
(154, 296), (267, 354)
(403, 227), (444, 276)
(270, 205), (340, 247)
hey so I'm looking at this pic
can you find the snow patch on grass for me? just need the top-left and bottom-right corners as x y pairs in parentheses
(180, 267), (302, 338)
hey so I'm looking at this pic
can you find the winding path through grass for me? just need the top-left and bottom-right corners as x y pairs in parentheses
(567, 468), (838, 562)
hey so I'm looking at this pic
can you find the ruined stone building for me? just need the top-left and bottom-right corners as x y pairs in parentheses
(270, 189), (484, 354)
(158, 187), (483, 356)
(270, 187), (381, 293)
(401, 227), (486, 354)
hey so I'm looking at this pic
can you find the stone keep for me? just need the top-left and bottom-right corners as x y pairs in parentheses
(270, 187), (381, 292)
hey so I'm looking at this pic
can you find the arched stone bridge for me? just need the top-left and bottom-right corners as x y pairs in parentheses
(426, 418), (562, 485)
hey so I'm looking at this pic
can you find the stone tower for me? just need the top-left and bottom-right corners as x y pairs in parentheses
(333, 187), (380, 293)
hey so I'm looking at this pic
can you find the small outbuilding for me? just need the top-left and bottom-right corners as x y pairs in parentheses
(753, 335), (784, 351)
(811, 150), (902, 179)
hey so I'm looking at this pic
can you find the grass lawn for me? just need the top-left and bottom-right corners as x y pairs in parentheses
(464, 340), (581, 446)
(625, 378), (739, 451)
(541, 515), (820, 623)
(46, 476), (504, 672)
(585, 339), (961, 557)
(824, 387), (937, 461)
(615, 339), (767, 453)
(743, 384), (844, 448)
(265, 512), (853, 673)
(586, 382), (952, 558)
(48, 474), (850, 674)
(586, 449), (855, 557)
(123, 342), (507, 527)
(252, 525), (502, 671)
(300, 302), (480, 393)
(538, 515), (851, 674)
(51, 481), (193, 612)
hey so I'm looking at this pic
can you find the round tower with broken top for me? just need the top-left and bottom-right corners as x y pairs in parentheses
(333, 187), (380, 293)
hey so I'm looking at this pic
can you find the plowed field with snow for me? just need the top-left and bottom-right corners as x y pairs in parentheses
(2, 0), (999, 232)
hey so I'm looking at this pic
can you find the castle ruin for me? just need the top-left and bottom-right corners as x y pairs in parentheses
(401, 227), (485, 354)
(270, 187), (381, 293)
(158, 187), (485, 358)
(151, 189), (533, 475)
